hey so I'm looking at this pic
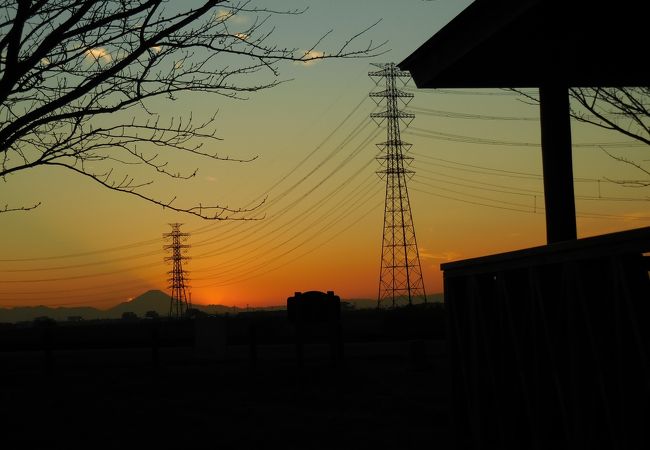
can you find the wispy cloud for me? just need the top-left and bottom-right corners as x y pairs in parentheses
(419, 248), (461, 262)
(85, 47), (112, 63)
(205, 176), (217, 182)
(214, 9), (249, 25)
(295, 50), (325, 67)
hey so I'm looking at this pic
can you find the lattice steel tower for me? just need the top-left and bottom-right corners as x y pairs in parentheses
(369, 63), (427, 308)
(163, 223), (192, 318)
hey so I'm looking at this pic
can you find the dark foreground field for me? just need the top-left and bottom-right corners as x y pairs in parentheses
(0, 308), (450, 449)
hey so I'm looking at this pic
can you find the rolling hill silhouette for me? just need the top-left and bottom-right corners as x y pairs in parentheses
(0, 290), (444, 323)
(1, 290), (253, 322)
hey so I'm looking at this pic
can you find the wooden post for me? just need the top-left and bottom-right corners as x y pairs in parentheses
(539, 84), (577, 243)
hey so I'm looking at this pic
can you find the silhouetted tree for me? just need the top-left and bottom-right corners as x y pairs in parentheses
(0, 0), (384, 215)
(570, 87), (650, 186)
(569, 87), (649, 147)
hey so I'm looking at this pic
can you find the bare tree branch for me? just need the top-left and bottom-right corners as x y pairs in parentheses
(1, 201), (41, 213)
(0, 0), (385, 215)
(569, 87), (650, 146)
(507, 86), (650, 185)
(599, 146), (650, 188)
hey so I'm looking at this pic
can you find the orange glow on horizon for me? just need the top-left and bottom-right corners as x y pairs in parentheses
(2, 0), (647, 311)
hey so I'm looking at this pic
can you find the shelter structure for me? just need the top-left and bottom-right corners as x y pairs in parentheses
(399, 0), (650, 448)
(400, 0), (647, 244)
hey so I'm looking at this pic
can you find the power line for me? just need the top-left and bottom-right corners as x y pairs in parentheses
(193, 169), (378, 274)
(187, 128), (372, 268)
(189, 94), (374, 238)
(411, 186), (537, 214)
(188, 110), (376, 250)
(412, 151), (595, 182)
(412, 151), (545, 179)
(406, 127), (644, 148)
(414, 166), (650, 203)
(412, 179), (535, 210)
(0, 238), (160, 262)
(417, 172), (539, 197)
(194, 178), (382, 280)
(0, 278), (158, 296)
(1, 249), (162, 272)
(404, 86), (530, 96)
(1, 261), (161, 283)
(192, 127), (380, 259)
(0, 101), (378, 290)
(249, 94), (371, 203)
(410, 106), (539, 121)
(193, 154), (381, 270)
(411, 185), (650, 221)
(0, 96), (375, 263)
(193, 198), (382, 289)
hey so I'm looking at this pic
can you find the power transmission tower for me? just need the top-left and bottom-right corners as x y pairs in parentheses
(369, 62), (427, 308)
(163, 223), (192, 318)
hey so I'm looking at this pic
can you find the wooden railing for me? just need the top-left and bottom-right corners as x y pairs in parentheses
(441, 226), (650, 450)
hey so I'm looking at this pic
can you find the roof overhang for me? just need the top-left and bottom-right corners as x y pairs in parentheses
(399, 0), (649, 89)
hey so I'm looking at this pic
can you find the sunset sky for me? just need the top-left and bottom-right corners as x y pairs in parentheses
(1, 0), (648, 309)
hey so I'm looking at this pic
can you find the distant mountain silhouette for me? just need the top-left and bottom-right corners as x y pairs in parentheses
(0, 290), (445, 323)
(0, 305), (104, 323)
(0, 289), (270, 323)
(347, 293), (443, 309)
(106, 289), (252, 317)
(106, 289), (172, 318)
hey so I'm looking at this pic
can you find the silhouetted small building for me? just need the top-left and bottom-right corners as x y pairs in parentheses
(287, 291), (340, 324)
(287, 291), (343, 366)
(121, 311), (138, 321)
